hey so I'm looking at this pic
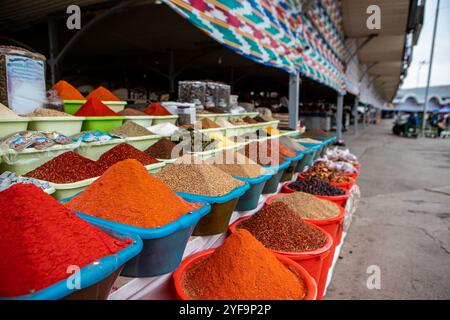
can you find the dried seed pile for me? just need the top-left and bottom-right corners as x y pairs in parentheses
(145, 138), (182, 159)
(295, 138), (321, 143)
(207, 151), (269, 178)
(24, 108), (72, 117)
(238, 202), (327, 252)
(272, 192), (341, 219)
(200, 118), (221, 129)
(110, 121), (153, 137)
(300, 129), (331, 139)
(303, 162), (351, 183)
(242, 116), (258, 124)
(289, 179), (345, 196)
(155, 155), (244, 197)
(118, 108), (148, 116)
(0, 103), (18, 118)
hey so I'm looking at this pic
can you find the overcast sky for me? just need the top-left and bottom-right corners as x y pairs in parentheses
(401, 0), (450, 89)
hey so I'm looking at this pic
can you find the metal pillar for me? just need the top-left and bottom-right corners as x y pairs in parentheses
(421, 0), (440, 135)
(288, 73), (300, 130)
(48, 17), (59, 84)
(353, 96), (359, 134)
(362, 108), (366, 129)
(336, 94), (344, 140)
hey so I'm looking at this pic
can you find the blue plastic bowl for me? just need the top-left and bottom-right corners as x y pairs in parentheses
(234, 171), (274, 211)
(262, 161), (291, 194)
(178, 183), (250, 236)
(61, 196), (211, 277)
(282, 153), (304, 181)
(2, 225), (142, 300)
(299, 142), (322, 162)
(295, 148), (315, 173)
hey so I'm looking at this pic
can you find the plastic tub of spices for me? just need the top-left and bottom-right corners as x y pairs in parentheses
(62, 197), (212, 277)
(177, 183), (250, 236)
(44, 176), (99, 200)
(145, 162), (166, 174)
(81, 116), (124, 132)
(173, 249), (317, 300)
(0, 143), (80, 176)
(124, 134), (161, 151)
(261, 160), (291, 194)
(281, 152), (304, 182)
(150, 115), (178, 125)
(298, 142), (322, 162)
(229, 217), (333, 298)
(123, 116), (155, 127)
(297, 173), (356, 192)
(234, 171), (274, 211)
(0, 117), (30, 138)
(4, 225), (142, 300)
(76, 138), (126, 161)
(295, 148), (315, 173)
(27, 116), (85, 136)
(265, 193), (346, 299)
(281, 181), (350, 208)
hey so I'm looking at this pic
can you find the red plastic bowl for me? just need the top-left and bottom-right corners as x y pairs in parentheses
(297, 173), (355, 192)
(229, 217), (332, 299)
(173, 248), (317, 300)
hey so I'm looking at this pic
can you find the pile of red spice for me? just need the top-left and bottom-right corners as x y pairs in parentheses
(74, 97), (119, 116)
(182, 229), (306, 300)
(50, 80), (85, 100)
(144, 102), (171, 115)
(145, 138), (182, 159)
(65, 159), (197, 228)
(0, 184), (131, 298)
(97, 143), (159, 169)
(238, 202), (327, 252)
(86, 86), (120, 101)
(24, 151), (104, 183)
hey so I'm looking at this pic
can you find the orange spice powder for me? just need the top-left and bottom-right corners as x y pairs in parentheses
(86, 86), (120, 101)
(65, 159), (197, 228)
(182, 229), (306, 300)
(51, 80), (85, 100)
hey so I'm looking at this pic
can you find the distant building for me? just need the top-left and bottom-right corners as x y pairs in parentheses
(386, 85), (450, 112)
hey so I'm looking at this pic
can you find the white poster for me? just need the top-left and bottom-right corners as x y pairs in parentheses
(6, 55), (46, 115)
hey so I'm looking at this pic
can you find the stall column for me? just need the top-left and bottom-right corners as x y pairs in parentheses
(288, 72), (300, 130)
(336, 94), (344, 141)
(353, 96), (359, 134)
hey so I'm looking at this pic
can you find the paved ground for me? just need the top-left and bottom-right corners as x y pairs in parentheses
(326, 120), (450, 300)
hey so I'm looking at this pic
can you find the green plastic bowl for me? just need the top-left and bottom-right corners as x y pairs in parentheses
(196, 114), (218, 121)
(124, 135), (161, 151)
(63, 100), (86, 115)
(123, 116), (154, 127)
(0, 117), (29, 138)
(47, 177), (99, 200)
(81, 116), (124, 132)
(27, 116), (85, 136)
(0, 143), (80, 175)
(63, 100), (127, 115)
(151, 115), (178, 125)
(145, 162), (166, 174)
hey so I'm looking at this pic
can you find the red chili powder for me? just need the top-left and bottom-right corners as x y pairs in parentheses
(279, 141), (297, 158)
(238, 202), (327, 252)
(97, 143), (159, 169)
(24, 151), (104, 183)
(0, 184), (131, 298)
(144, 102), (171, 116)
(86, 86), (120, 101)
(74, 96), (119, 116)
(51, 80), (85, 100)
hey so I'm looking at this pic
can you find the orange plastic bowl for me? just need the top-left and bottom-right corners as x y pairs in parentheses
(281, 182), (349, 208)
(173, 248), (317, 300)
(297, 173), (355, 192)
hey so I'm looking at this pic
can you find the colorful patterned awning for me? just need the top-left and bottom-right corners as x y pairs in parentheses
(163, 0), (351, 94)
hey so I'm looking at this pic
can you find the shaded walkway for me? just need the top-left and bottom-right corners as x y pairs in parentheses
(326, 121), (450, 299)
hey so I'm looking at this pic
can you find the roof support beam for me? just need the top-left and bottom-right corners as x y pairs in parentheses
(344, 34), (377, 72)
